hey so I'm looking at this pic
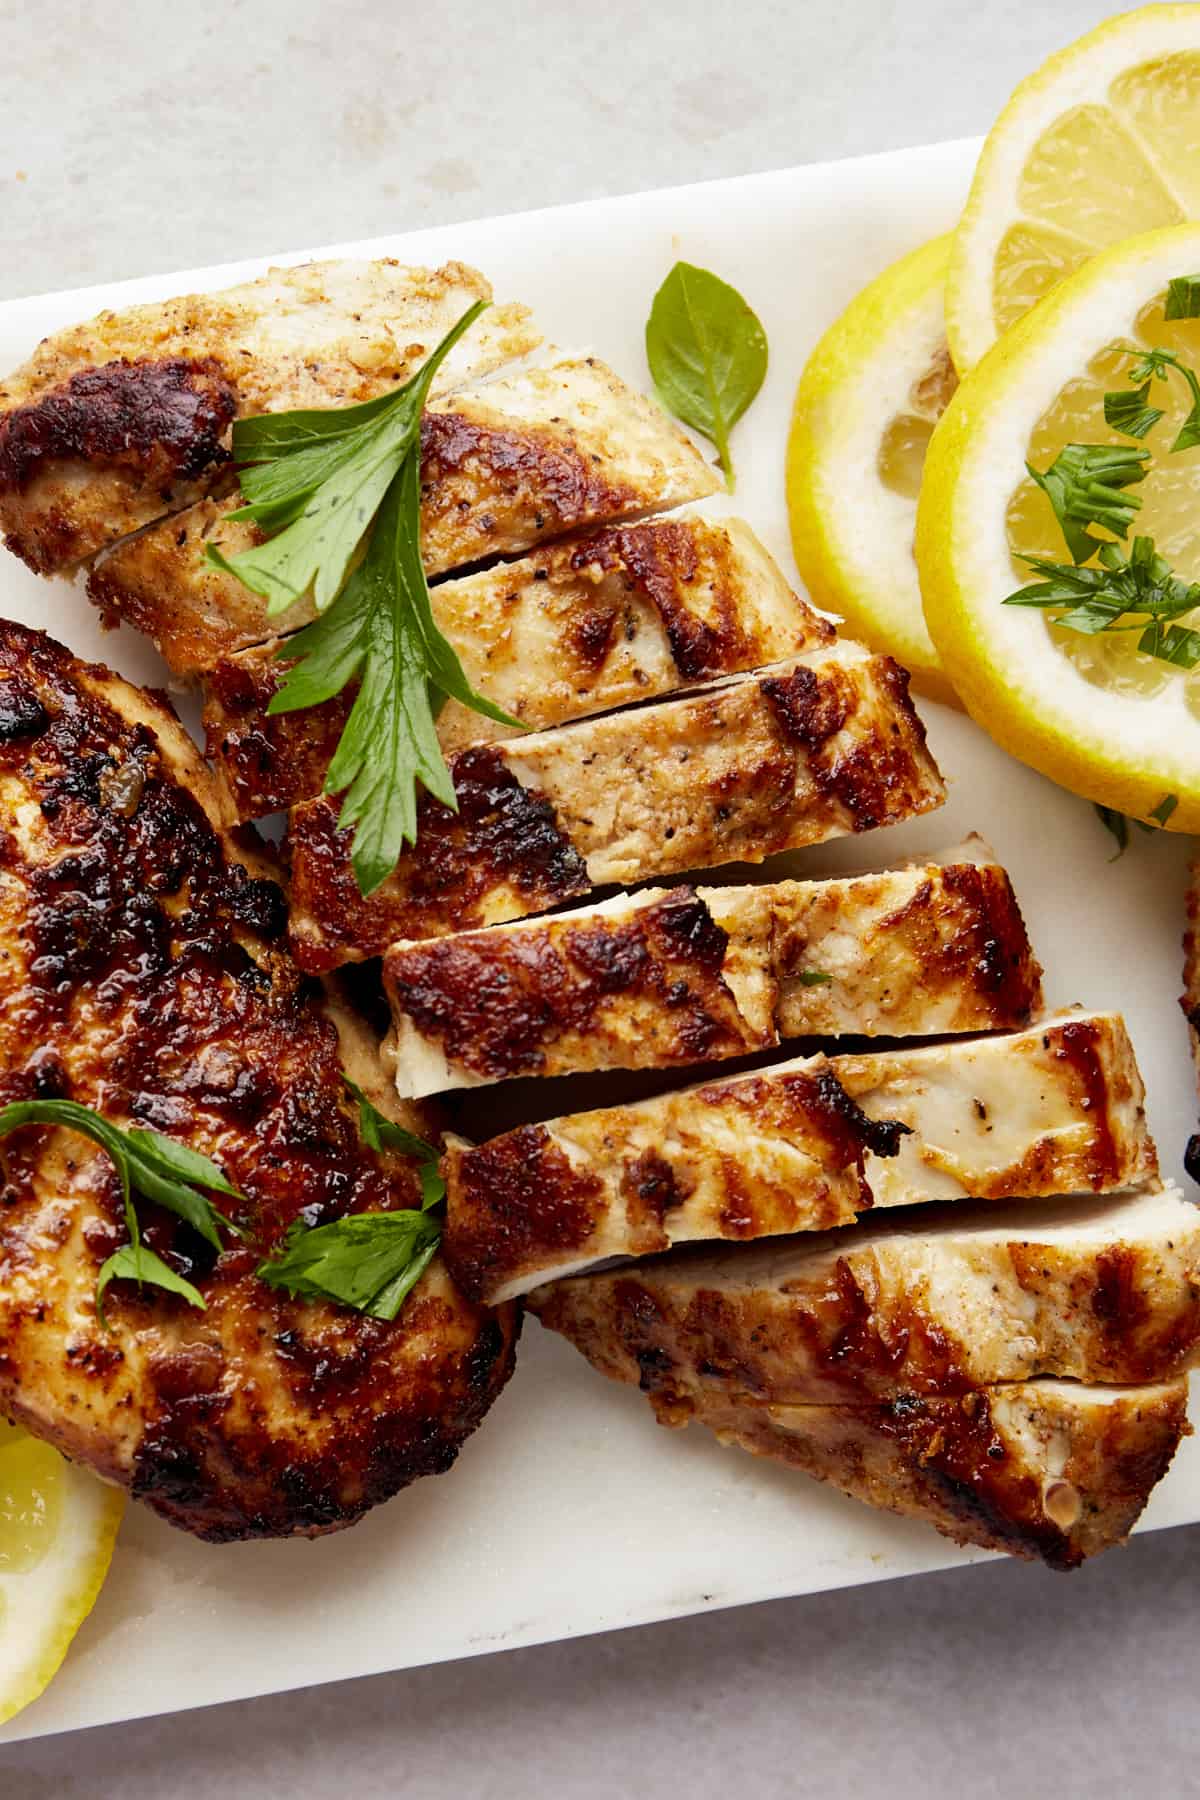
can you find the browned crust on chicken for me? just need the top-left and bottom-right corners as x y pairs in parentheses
(441, 1013), (1157, 1303)
(0, 260), (541, 574)
(381, 854), (1041, 1093)
(286, 645), (945, 971)
(528, 1188), (1200, 1405)
(84, 356), (720, 674)
(0, 621), (517, 1541)
(202, 516), (830, 820)
(1181, 858), (1200, 1181)
(691, 1383), (1189, 1569)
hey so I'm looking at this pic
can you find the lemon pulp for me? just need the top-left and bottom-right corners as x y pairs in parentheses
(993, 51), (1200, 339)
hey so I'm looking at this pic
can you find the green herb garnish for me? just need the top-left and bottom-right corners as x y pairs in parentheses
(1102, 381), (1163, 441)
(796, 969), (834, 987)
(0, 1100), (245, 1326)
(253, 1081), (444, 1319)
(1106, 346), (1200, 455)
(1025, 443), (1150, 564)
(255, 1209), (441, 1321)
(1006, 537), (1200, 668)
(1094, 803), (1130, 860)
(1164, 274), (1200, 321)
(207, 302), (519, 897)
(344, 1078), (444, 1211)
(645, 261), (767, 492)
(1094, 793), (1179, 858)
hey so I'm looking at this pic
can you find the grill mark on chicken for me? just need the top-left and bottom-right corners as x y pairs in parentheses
(287, 745), (591, 970)
(1054, 1016), (1120, 1186)
(0, 357), (236, 499)
(385, 887), (755, 1082)
(442, 1012), (1157, 1305)
(417, 405), (642, 565)
(441, 1063), (906, 1299)
(384, 853), (1042, 1096)
(202, 516), (830, 822)
(0, 621), (517, 1540)
(287, 647), (945, 971)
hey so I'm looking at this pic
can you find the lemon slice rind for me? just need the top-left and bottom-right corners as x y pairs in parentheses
(920, 221), (1200, 830)
(0, 1434), (124, 1729)
(947, 4), (1200, 373)
(786, 233), (960, 709)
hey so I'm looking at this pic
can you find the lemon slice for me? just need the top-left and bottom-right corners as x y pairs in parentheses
(0, 1418), (124, 1727)
(786, 235), (960, 707)
(947, 5), (1200, 374)
(919, 221), (1200, 828)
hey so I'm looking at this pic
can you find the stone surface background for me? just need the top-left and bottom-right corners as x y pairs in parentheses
(2, 2), (1197, 1793)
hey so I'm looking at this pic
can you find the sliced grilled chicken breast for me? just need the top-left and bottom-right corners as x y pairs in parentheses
(0, 621), (517, 1541)
(383, 849), (1040, 1096)
(0, 259), (540, 573)
(287, 643), (944, 971)
(529, 1185), (1200, 1403)
(202, 516), (832, 820)
(87, 356), (721, 673)
(442, 1011), (1155, 1303)
(679, 1381), (1189, 1568)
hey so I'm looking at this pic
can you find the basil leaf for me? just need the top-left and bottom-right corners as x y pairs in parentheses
(645, 261), (767, 491)
(96, 1243), (207, 1330)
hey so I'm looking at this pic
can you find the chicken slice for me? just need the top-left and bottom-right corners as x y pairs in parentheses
(86, 356), (721, 673)
(528, 1185), (1200, 1403)
(286, 642), (945, 971)
(0, 620), (517, 1541)
(383, 846), (1041, 1096)
(672, 1381), (1189, 1568)
(0, 259), (540, 573)
(441, 1011), (1156, 1302)
(202, 515), (832, 820)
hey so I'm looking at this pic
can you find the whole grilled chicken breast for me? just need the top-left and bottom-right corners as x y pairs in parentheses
(0, 620), (518, 1541)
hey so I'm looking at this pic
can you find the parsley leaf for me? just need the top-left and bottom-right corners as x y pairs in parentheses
(1094, 803), (1129, 860)
(1164, 274), (1200, 321)
(1116, 345), (1200, 455)
(256, 1211), (441, 1321)
(1026, 443), (1150, 564)
(1094, 794), (1178, 858)
(209, 301), (520, 898)
(254, 1079), (446, 1317)
(1006, 537), (1200, 669)
(345, 1078), (444, 1210)
(645, 261), (767, 492)
(1103, 381), (1163, 441)
(796, 969), (834, 987)
(0, 1100), (245, 1324)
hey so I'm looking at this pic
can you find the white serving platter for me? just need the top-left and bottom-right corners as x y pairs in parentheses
(1, 134), (1198, 1746)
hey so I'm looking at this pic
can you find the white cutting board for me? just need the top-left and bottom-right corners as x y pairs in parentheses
(1, 134), (1197, 1746)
